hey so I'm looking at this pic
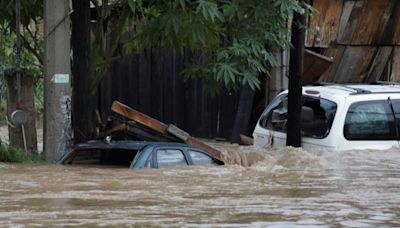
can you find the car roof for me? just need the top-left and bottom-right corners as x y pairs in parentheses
(74, 140), (201, 151)
(299, 83), (400, 98)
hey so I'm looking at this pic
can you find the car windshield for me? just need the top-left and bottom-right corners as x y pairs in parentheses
(62, 149), (138, 167)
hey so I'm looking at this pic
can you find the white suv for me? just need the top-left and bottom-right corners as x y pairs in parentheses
(253, 83), (400, 150)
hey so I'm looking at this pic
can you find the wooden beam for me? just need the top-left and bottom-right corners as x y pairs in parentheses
(112, 101), (168, 134)
(111, 101), (223, 159)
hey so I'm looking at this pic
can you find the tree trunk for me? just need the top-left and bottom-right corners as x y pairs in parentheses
(286, 11), (306, 147)
(72, 0), (97, 143)
(5, 70), (37, 153)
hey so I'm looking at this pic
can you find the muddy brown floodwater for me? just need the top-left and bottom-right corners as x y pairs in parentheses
(1, 145), (400, 227)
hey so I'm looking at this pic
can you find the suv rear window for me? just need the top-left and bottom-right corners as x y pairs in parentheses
(259, 95), (337, 139)
(344, 101), (397, 140)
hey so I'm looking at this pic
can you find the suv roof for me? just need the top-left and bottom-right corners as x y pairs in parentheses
(302, 82), (400, 98)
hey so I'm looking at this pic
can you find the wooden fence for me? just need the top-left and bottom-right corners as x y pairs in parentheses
(97, 49), (244, 139)
(307, 0), (400, 83)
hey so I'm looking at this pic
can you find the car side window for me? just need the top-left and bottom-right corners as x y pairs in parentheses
(188, 150), (216, 165)
(301, 97), (337, 138)
(391, 100), (400, 135)
(156, 149), (187, 167)
(344, 101), (397, 140)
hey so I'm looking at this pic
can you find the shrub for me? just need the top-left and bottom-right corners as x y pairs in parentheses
(0, 140), (41, 163)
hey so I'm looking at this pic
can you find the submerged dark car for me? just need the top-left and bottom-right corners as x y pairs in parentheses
(56, 140), (224, 169)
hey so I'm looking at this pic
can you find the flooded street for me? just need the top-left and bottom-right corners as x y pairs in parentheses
(1, 147), (400, 227)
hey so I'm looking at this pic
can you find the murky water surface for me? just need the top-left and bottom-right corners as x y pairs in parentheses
(1, 146), (400, 227)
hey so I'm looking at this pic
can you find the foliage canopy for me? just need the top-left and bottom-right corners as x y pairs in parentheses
(121, 0), (311, 93)
(0, 0), (44, 109)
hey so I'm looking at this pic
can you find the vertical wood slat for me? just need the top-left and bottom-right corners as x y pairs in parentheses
(365, 47), (393, 82)
(350, 47), (377, 83)
(320, 46), (377, 83)
(390, 47), (400, 82)
(319, 46), (346, 82)
(171, 50), (186, 128)
(332, 46), (362, 83)
(350, 0), (392, 45)
(138, 50), (152, 115)
(162, 50), (173, 124)
(307, 0), (343, 47)
(150, 49), (164, 121)
(389, 2), (400, 45)
(380, 1), (400, 45)
(337, 1), (364, 44)
(337, 1), (355, 43)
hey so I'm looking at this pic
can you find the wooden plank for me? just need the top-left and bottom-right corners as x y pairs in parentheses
(390, 47), (400, 82)
(337, 1), (355, 42)
(389, 2), (400, 45)
(170, 50), (186, 128)
(303, 49), (333, 85)
(329, 46), (378, 83)
(337, 0), (364, 44)
(320, 46), (376, 83)
(380, 1), (400, 45)
(306, 0), (343, 47)
(365, 47), (393, 82)
(316, 0), (343, 47)
(150, 48), (164, 121)
(351, 0), (392, 45)
(319, 45), (346, 82)
(162, 50), (174, 124)
(112, 101), (168, 133)
(138, 49), (152, 115)
(350, 47), (377, 83)
(111, 101), (223, 159)
(306, 0), (327, 46)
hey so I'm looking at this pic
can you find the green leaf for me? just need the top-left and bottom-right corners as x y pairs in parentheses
(196, 0), (221, 21)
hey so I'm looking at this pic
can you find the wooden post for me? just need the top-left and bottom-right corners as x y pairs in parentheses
(286, 10), (306, 147)
(5, 70), (37, 153)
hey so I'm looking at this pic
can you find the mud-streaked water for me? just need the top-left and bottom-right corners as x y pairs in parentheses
(1, 146), (400, 227)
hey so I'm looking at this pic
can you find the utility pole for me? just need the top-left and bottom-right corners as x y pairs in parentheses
(286, 9), (306, 147)
(44, 0), (72, 162)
